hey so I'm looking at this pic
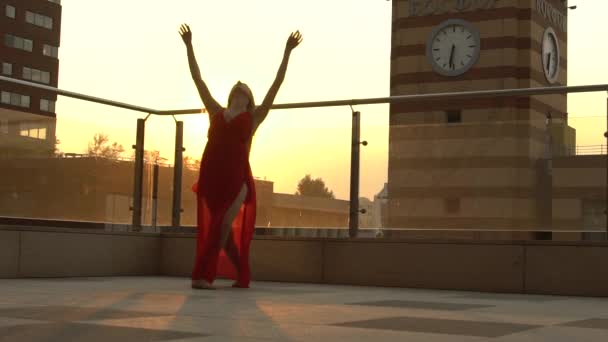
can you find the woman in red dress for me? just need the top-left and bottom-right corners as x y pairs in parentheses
(179, 24), (302, 290)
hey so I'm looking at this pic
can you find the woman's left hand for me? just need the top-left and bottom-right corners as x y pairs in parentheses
(285, 31), (303, 53)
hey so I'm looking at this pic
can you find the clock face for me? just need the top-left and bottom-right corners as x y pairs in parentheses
(541, 27), (560, 84)
(427, 19), (480, 77)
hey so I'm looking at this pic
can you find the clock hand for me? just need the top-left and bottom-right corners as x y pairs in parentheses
(449, 44), (455, 70)
(546, 53), (551, 72)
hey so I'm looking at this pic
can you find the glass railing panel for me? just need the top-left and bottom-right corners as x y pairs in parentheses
(0, 94), (145, 226)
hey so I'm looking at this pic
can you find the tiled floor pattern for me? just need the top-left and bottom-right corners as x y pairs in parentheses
(0, 277), (607, 341)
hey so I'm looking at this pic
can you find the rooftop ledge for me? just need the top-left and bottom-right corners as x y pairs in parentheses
(1, 224), (608, 298)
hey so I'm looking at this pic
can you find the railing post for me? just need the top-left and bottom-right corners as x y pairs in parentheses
(349, 110), (362, 238)
(536, 112), (553, 240)
(172, 121), (185, 227)
(605, 94), (608, 239)
(151, 163), (159, 229)
(131, 118), (146, 231)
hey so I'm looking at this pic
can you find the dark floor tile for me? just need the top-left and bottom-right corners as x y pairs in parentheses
(561, 319), (608, 330)
(0, 322), (207, 342)
(32, 278), (109, 283)
(333, 316), (540, 337)
(348, 300), (492, 311)
(223, 287), (320, 295)
(0, 306), (168, 322)
(454, 293), (563, 303)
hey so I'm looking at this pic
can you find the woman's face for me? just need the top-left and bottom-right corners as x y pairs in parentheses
(229, 88), (250, 109)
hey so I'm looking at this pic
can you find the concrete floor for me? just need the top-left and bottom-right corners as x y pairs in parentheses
(0, 277), (607, 341)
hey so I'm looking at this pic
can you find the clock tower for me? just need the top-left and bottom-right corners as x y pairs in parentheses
(388, 0), (572, 232)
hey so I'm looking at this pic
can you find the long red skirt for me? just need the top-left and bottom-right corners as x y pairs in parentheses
(191, 111), (256, 288)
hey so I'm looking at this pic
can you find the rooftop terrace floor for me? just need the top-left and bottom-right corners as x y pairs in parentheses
(0, 277), (607, 341)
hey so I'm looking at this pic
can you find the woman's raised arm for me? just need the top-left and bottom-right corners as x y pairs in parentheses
(179, 24), (223, 116)
(253, 31), (303, 131)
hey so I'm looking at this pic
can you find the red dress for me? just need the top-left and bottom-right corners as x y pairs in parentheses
(191, 110), (256, 288)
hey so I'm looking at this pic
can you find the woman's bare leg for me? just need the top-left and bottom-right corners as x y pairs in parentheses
(220, 184), (248, 272)
(192, 184), (246, 290)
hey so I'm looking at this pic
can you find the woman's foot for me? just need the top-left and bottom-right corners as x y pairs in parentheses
(191, 280), (216, 290)
(232, 280), (249, 289)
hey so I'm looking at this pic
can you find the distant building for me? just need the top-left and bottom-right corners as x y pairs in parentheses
(0, 156), (350, 229)
(373, 183), (388, 228)
(270, 193), (349, 228)
(358, 197), (374, 228)
(1, 0), (62, 158)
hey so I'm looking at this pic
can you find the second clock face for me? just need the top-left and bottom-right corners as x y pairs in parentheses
(427, 19), (480, 77)
(542, 27), (560, 84)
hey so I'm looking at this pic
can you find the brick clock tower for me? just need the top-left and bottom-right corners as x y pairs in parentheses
(388, 0), (572, 231)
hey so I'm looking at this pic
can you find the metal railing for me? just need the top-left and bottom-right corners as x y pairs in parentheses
(574, 145), (608, 155)
(2, 75), (608, 237)
(3, 75), (607, 113)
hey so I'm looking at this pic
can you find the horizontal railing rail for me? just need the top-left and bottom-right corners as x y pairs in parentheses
(2, 216), (608, 234)
(1, 76), (158, 114)
(575, 144), (607, 155)
(2, 75), (607, 114)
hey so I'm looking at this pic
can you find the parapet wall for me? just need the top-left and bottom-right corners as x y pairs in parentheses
(2, 226), (607, 297)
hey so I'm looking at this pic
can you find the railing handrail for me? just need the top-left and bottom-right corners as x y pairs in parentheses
(0, 76), (159, 114)
(2, 75), (608, 115)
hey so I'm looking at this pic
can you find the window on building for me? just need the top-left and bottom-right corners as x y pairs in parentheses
(2, 63), (12, 76)
(23, 67), (31, 80)
(446, 110), (462, 124)
(32, 69), (41, 82)
(35, 14), (44, 27)
(23, 39), (33, 52)
(20, 95), (30, 108)
(10, 93), (20, 106)
(1, 91), (30, 109)
(40, 99), (56, 112)
(44, 17), (53, 29)
(5, 5), (15, 19)
(41, 71), (50, 84)
(23, 67), (32, 80)
(25, 11), (34, 24)
(22, 67), (51, 85)
(25, 11), (53, 30)
(43, 44), (59, 58)
(40, 99), (48, 111)
(4, 34), (33, 52)
(20, 122), (47, 140)
(1, 91), (10, 104)
(19, 123), (29, 137)
(5, 34), (17, 49)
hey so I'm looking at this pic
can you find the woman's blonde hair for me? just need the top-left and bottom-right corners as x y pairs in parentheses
(228, 81), (255, 113)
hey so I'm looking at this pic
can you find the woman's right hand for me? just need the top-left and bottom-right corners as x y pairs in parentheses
(179, 24), (192, 46)
(285, 31), (303, 54)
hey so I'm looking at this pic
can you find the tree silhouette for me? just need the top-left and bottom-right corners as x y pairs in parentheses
(87, 133), (124, 159)
(183, 155), (200, 170)
(143, 150), (160, 163)
(295, 174), (335, 199)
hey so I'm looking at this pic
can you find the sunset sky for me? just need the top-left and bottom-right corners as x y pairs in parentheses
(54, 0), (608, 199)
